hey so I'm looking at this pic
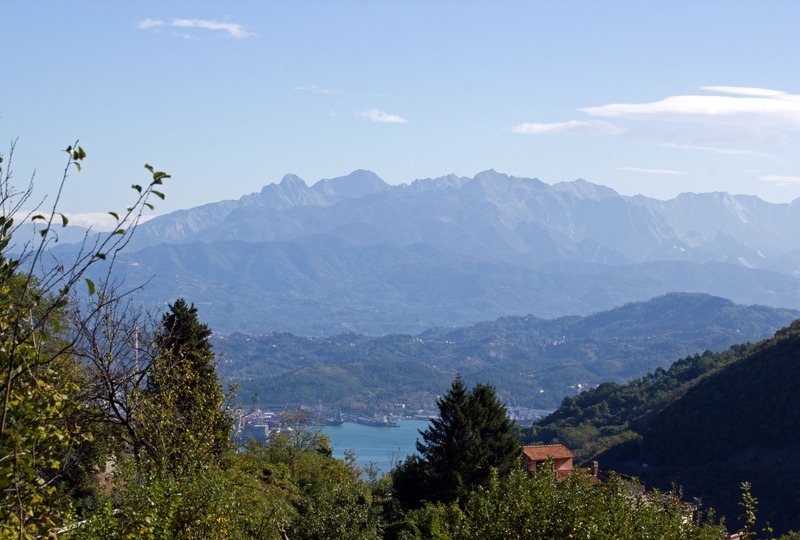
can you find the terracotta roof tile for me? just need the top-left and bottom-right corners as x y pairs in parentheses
(522, 444), (575, 461)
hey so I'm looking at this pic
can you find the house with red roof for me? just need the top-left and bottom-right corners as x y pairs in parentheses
(522, 444), (576, 478)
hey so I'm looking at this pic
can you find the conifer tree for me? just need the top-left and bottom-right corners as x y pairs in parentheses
(466, 382), (521, 484)
(137, 299), (232, 475)
(393, 375), (520, 508)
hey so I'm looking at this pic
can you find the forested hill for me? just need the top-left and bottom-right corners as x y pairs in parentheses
(213, 293), (798, 410)
(521, 320), (800, 533)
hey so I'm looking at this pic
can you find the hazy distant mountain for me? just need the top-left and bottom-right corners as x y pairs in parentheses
(126, 169), (800, 269)
(127, 170), (390, 247)
(213, 292), (799, 411)
(70, 169), (800, 333)
(311, 169), (389, 203)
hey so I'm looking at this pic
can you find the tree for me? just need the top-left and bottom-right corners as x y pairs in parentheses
(392, 468), (726, 540)
(156, 298), (214, 378)
(0, 277), (79, 538)
(392, 376), (520, 508)
(0, 140), (170, 537)
(135, 298), (233, 476)
(69, 289), (161, 484)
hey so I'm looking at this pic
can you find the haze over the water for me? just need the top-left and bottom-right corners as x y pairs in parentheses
(4, 1), (800, 228)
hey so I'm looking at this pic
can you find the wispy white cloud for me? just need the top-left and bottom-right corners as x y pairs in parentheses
(617, 167), (687, 175)
(511, 120), (624, 135)
(581, 87), (800, 134)
(172, 19), (252, 39)
(759, 174), (800, 185)
(512, 86), (800, 148)
(357, 109), (409, 124)
(583, 95), (800, 123)
(658, 143), (774, 158)
(137, 18), (164, 30)
(294, 85), (337, 95)
(137, 18), (254, 39)
(701, 86), (787, 98)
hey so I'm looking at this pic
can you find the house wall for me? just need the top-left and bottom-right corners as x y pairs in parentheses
(528, 457), (574, 474)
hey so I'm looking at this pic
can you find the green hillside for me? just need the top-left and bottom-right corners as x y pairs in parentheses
(215, 293), (797, 410)
(522, 320), (800, 534)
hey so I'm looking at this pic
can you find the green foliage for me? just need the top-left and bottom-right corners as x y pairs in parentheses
(643, 321), (800, 464)
(155, 299), (214, 375)
(392, 468), (725, 540)
(738, 482), (758, 538)
(290, 479), (380, 540)
(73, 427), (382, 540)
(521, 320), (800, 534)
(135, 299), (233, 476)
(393, 376), (520, 508)
(0, 343), (78, 537)
(520, 345), (749, 461)
(269, 427), (383, 539)
(72, 465), (262, 540)
(0, 141), (170, 537)
(632, 321), (800, 534)
(387, 502), (467, 540)
(0, 221), (78, 536)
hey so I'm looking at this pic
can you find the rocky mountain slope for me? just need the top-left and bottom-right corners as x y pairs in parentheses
(67, 169), (800, 333)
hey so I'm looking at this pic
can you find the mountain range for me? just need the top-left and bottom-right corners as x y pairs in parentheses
(62, 169), (800, 334)
(212, 293), (798, 410)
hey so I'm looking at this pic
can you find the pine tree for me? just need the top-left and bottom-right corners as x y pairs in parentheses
(150, 298), (216, 398)
(466, 382), (521, 485)
(137, 299), (232, 475)
(393, 376), (521, 508)
(158, 299), (212, 360)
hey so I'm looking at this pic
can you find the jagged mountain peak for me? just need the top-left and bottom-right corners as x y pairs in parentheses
(132, 168), (800, 269)
(464, 170), (547, 199)
(311, 170), (389, 202)
(253, 173), (323, 210)
(68, 165), (800, 337)
(277, 173), (307, 187)
(474, 168), (504, 179)
(672, 191), (768, 207)
(552, 178), (620, 200)
(471, 169), (521, 186)
(407, 174), (469, 192)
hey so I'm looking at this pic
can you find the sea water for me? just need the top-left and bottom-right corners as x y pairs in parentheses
(322, 419), (431, 474)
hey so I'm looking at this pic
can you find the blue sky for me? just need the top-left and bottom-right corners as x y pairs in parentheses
(3, 1), (800, 228)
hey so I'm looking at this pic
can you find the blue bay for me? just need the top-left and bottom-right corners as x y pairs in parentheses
(322, 420), (431, 474)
